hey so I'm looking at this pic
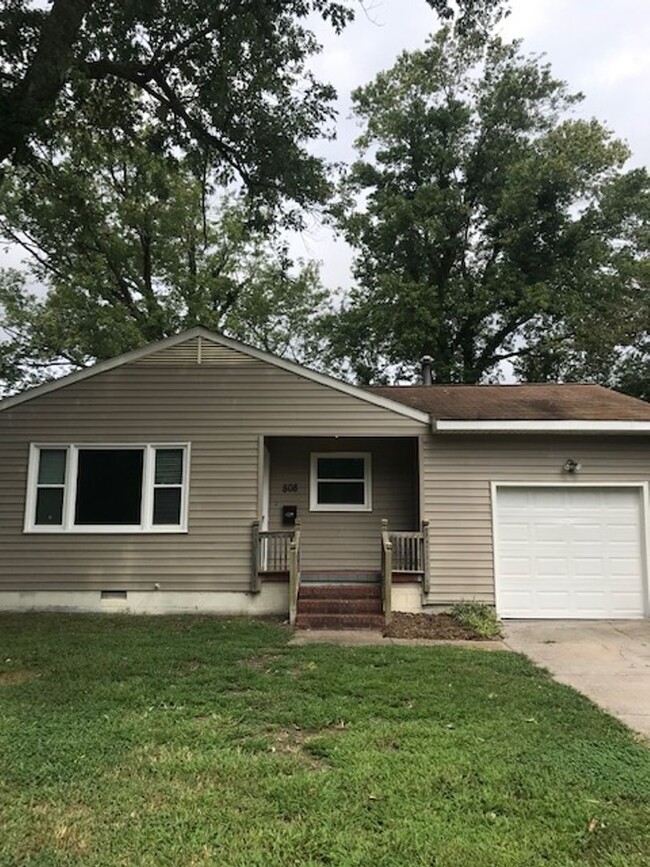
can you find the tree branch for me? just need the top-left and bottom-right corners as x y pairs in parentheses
(0, 0), (89, 162)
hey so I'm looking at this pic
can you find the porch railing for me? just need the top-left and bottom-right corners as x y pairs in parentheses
(251, 522), (301, 619)
(381, 519), (431, 599)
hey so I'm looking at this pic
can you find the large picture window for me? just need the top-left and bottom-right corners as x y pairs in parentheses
(25, 444), (190, 533)
(309, 452), (372, 512)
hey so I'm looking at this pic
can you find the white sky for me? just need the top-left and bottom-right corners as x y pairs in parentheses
(290, 0), (650, 289)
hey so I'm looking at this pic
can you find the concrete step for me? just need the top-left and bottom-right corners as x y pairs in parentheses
(299, 584), (381, 600)
(298, 598), (383, 615)
(295, 613), (385, 630)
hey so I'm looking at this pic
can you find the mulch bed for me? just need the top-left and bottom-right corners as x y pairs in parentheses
(383, 612), (489, 641)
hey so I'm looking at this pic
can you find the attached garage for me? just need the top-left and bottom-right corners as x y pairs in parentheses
(494, 485), (648, 619)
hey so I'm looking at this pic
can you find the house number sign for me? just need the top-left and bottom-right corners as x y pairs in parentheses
(282, 483), (298, 493)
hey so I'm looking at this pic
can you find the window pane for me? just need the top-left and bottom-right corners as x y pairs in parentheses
(317, 457), (365, 480)
(35, 487), (64, 525)
(155, 449), (183, 485)
(75, 449), (143, 525)
(317, 481), (365, 505)
(153, 488), (182, 525)
(38, 449), (67, 485)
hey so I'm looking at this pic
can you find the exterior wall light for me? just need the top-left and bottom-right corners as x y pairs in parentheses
(563, 458), (582, 473)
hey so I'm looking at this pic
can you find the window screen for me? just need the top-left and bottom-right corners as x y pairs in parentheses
(74, 449), (144, 525)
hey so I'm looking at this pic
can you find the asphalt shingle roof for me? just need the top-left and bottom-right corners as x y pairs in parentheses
(368, 383), (650, 421)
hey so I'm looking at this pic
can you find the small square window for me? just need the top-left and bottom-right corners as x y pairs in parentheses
(310, 453), (371, 512)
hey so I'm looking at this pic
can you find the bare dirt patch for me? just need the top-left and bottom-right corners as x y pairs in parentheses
(238, 653), (280, 672)
(384, 612), (492, 641)
(177, 659), (203, 676)
(268, 723), (347, 770)
(0, 670), (36, 686)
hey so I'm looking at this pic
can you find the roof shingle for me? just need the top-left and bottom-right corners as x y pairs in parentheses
(369, 383), (650, 421)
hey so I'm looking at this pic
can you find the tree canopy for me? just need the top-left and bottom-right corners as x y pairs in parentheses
(0, 0), (357, 217)
(326, 27), (649, 394)
(0, 0), (493, 206)
(0, 116), (328, 393)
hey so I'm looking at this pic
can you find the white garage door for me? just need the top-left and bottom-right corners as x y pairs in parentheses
(495, 486), (646, 619)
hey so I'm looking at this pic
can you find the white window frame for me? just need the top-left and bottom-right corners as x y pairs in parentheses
(309, 452), (372, 512)
(24, 443), (191, 534)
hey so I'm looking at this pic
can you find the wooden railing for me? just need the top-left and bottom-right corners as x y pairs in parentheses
(390, 522), (430, 577)
(381, 518), (393, 626)
(251, 522), (301, 620)
(381, 519), (431, 603)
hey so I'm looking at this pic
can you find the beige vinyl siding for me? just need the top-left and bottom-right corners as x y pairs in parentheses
(0, 339), (425, 592)
(267, 437), (418, 571)
(422, 434), (650, 605)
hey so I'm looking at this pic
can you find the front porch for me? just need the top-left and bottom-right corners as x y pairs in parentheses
(251, 517), (430, 628)
(249, 435), (429, 628)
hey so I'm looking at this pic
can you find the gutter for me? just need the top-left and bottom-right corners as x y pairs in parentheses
(431, 419), (650, 434)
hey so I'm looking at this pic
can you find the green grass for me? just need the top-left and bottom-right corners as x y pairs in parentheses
(450, 601), (503, 639)
(1, 615), (649, 866)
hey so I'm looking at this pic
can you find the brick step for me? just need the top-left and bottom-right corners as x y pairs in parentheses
(298, 598), (383, 615)
(295, 613), (385, 630)
(299, 584), (381, 600)
(301, 571), (381, 584)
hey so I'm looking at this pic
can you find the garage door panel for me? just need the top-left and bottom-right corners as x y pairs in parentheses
(571, 524), (607, 543)
(534, 524), (568, 543)
(495, 486), (645, 619)
(536, 557), (570, 577)
(610, 557), (642, 576)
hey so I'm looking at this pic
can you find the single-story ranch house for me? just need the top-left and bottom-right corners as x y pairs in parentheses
(0, 327), (648, 626)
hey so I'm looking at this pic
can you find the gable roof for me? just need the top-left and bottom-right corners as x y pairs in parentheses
(0, 327), (430, 424)
(369, 383), (650, 421)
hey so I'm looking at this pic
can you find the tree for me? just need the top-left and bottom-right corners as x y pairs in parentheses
(0, 0), (358, 217)
(0, 1), (495, 206)
(0, 125), (328, 394)
(327, 26), (650, 389)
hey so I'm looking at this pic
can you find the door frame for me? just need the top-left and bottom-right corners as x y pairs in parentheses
(490, 481), (650, 618)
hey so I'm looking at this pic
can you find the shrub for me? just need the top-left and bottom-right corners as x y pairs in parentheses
(450, 601), (502, 639)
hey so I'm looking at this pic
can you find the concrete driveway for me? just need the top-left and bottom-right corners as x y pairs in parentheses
(504, 620), (650, 739)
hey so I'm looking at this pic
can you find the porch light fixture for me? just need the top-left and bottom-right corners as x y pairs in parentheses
(563, 458), (582, 473)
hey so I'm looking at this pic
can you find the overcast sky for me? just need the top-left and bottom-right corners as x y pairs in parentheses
(292, 0), (650, 289)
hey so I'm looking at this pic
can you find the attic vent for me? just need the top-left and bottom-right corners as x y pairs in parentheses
(100, 590), (127, 600)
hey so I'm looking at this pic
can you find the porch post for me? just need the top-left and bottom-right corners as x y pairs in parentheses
(251, 520), (261, 593)
(381, 518), (393, 626)
(422, 520), (431, 596)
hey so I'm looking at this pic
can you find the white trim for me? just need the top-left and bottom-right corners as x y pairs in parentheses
(261, 442), (271, 532)
(490, 481), (650, 619)
(24, 442), (191, 534)
(0, 327), (430, 424)
(309, 451), (372, 512)
(434, 419), (650, 434)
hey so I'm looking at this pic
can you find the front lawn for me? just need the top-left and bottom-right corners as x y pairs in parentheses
(1, 615), (648, 866)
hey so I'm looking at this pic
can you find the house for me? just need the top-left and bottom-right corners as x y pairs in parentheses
(0, 326), (648, 625)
